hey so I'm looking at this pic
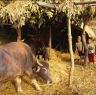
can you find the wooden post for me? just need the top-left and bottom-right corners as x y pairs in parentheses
(74, 1), (96, 5)
(49, 26), (52, 59)
(16, 26), (21, 42)
(68, 1), (74, 87)
(82, 22), (88, 65)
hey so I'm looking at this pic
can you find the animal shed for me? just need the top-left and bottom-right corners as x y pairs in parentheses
(0, 15), (95, 52)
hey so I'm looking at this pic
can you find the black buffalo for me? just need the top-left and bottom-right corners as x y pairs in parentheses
(25, 38), (49, 61)
(36, 47), (49, 61)
(0, 42), (51, 93)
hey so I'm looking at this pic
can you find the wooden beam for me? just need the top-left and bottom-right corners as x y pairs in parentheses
(36, 1), (55, 9)
(90, 4), (96, 6)
(74, 1), (96, 5)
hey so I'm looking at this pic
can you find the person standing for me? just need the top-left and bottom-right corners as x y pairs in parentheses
(75, 36), (84, 60)
(87, 38), (95, 64)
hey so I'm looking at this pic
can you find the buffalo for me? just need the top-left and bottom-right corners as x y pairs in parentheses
(34, 61), (52, 84)
(36, 47), (49, 61)
(25, 39), (49, 61)
(0, 42), (52, 93)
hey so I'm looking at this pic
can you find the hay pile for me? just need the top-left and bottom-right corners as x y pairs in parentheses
(0, 48), (96, 95)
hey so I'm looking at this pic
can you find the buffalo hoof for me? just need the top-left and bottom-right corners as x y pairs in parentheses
(36, 87), (42, 91)
(31, 79), (42, 91)
(17, 89), (24, 94)
(47, 80), (52, 84)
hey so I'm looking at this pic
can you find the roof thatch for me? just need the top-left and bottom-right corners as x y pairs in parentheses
(0, 0), (39, 26)
(81, 23), (96, 39)
(87, 19), (96, 31)
(0, 1), (5, 9)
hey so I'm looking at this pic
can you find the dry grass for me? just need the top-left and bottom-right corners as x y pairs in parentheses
(0, 48), (96, 95)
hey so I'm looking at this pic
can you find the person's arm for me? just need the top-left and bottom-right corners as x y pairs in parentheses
(75, 43), (79, 54)
(92, 44), (95, 53)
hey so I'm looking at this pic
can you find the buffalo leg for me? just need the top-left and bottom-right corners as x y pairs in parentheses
(25, 69), (42, 91)
(0, 82), (3, 94)
(15, 77), (23, 93)
(31, 79), (42, 91)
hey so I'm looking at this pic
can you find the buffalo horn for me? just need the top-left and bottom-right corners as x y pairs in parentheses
(36, 66), (41, 72)
(37, 59), (43, 66)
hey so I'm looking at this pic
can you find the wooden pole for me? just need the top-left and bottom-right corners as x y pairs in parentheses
(37, 1), (56, 9)
(82, 22), (88, 65)
(49, 26), (52, 59)
(74, 1), (96, 5)
(68, 1), (74, 87)
(17, 26), (22, 42)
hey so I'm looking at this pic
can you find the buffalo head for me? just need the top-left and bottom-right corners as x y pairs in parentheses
(34, 61), (52, 84)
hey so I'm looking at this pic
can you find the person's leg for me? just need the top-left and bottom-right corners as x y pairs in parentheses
(91, 53), (95, 64)
(78, 52), (81, 63)
(88, 54), (91, 63)
(94, 54), (96, 63)
(91, 54), (93, 63)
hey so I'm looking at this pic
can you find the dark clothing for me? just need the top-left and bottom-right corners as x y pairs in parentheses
(88, 43), (95, 63)
(78, 51), (85, 57)
(76, 41), (84, 57)
(88, 53), (95, 63)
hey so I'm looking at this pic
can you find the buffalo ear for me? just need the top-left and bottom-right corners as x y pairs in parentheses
(41, 61), (49, 69)
(42, 68), (47, 73)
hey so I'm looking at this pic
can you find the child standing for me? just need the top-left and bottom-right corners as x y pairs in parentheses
(87, 38), (95, 64)
(76, 36), (84, 59)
